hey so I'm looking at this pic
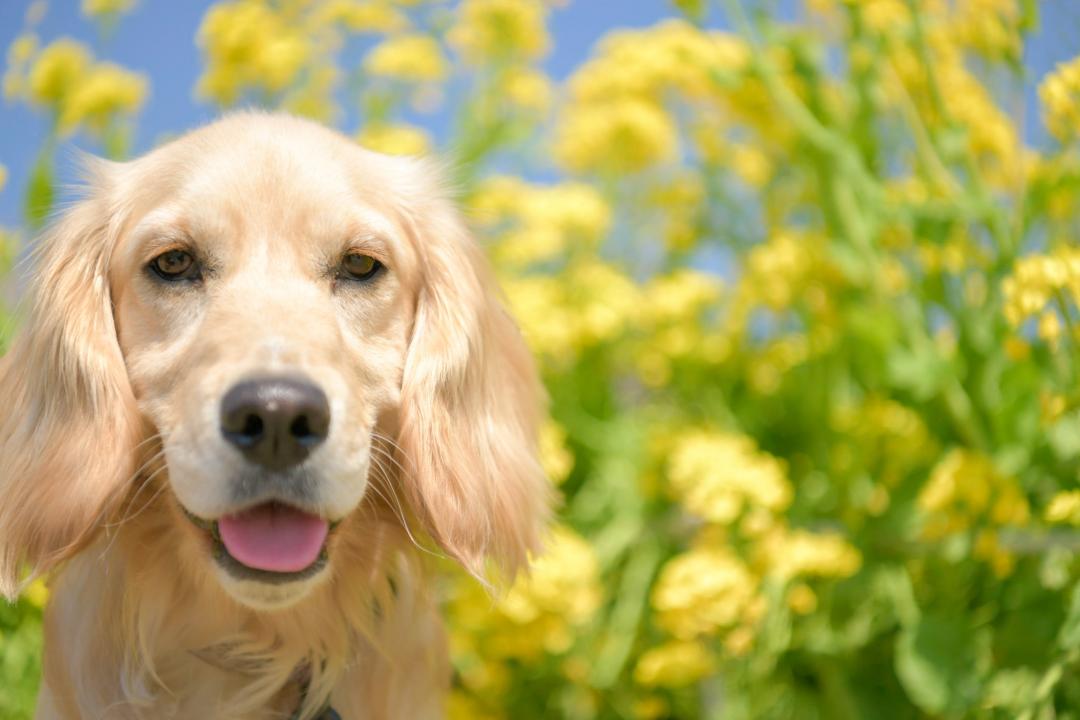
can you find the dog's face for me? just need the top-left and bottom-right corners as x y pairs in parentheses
(111, 122), (421, 606)
(0, 114), (549, 609)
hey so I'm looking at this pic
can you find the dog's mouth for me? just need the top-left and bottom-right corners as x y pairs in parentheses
(186, 502), (332, 584)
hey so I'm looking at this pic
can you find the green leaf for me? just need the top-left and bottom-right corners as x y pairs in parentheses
(1046, 412), (1080, 461)
(24, 151), (55, 231)
(886, 345), (948, 401)
(894, 614), (990, 715)
(1058, 583), (1080, 650)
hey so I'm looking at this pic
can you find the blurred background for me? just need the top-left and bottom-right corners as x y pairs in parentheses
(3, 0), (1080, 718)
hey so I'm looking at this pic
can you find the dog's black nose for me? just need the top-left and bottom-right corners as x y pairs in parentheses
(220, 378), (330, 471)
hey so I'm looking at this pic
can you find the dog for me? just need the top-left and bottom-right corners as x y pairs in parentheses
(0, 112), (550, 719)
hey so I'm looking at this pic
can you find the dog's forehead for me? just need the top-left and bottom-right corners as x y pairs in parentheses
(171, 129), (358, 215)
(121, 119), (413, 252)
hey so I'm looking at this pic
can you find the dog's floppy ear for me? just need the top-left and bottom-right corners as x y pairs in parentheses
(0, 165), (140, 598)
(396, 166), (551, 579)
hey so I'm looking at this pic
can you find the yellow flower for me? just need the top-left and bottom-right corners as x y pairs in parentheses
(761, 528), (862, 580)
(317, 0), (409, 33)
(483, 179), (609, 266)
(449, 0), (550, 65)
(28, 38), (91, 107)
(632, 696), (670, 720)
(730, 145), (772, 188)
(539, 421), (573, 485)
(555, 97), (677, 174)
(0, 164), (7, 193)
(667, 430), (791, 524)
(445, 690), (499, 720)
(7, 33), (38, 66)
(3, 34), (38, 100)
(196, 1), (309, 104)
(1040, 56), (1080, 144)
(566, 20), (748, 105)
(919, 449), (1030, 546)
(506, 528), (600, 624)
(504, 260), (640, 359)
(652, 547), (757, 639)
(501, 66), (553, 114)
(82, 0), (136, 18)
(58, 62), (147, 135)
(646, 173), (705, 251)
(356, 123), (432, 155)
(633, 640), (714, 687)
(448, 526), (600, 661)
(283, 63), (340, 122)
(743, 230), (814, 311)
(1038, 310), (1063, 347)
(920, 449), (994, 518)
(787, 583), (818, 614)
(1046, 491), (1080, 526)
(364, 34), (448, 83)
(1002, 248), (1080, 329)
(1041, 392), (1068, 426)
(950, 0), (1022, 62)
(24, 577), (48, 609)
(642, 270), (721, 325)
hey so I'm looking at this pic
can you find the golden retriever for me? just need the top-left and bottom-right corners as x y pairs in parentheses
(0, 112), (550, 719)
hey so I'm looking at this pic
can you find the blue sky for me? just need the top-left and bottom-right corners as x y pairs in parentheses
(0, 0), (1077, 227)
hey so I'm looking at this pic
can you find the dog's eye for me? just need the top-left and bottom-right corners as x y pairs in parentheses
(149, 249), (199, 282)
(340, 252), (383, 282)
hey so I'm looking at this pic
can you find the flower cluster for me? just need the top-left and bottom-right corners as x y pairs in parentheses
(1002, 248), (1080, 346)
(1041, 55), (1080, 145)
(919, 449), (1030, 575)
(6, 36), (147, 137)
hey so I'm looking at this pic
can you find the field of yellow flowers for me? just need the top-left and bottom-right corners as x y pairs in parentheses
(3, 0), (1080, 718)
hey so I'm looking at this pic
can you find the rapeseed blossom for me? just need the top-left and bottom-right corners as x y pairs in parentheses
(317, 0), (409, 33)
(1002, 248), (1080, 328)
(196, 1), (309, 103)
(82, 0), (136, 19)
(448, 526), (600, 662)
(633, 640), (714, 688)
(554, 97), (677, 174)
(11, 38), (146, 139)
(1040, 55), (1080, 144)
(448, 0), (549, 65)
(651, 547), (758, 640)
(356, 123), (431, 155)
(667, 430), (791, 524)
(472, 176), (610, 267)
(58, 62), (147, 135)
(759, 528), (862, 580)
(1045, 491), (1080, 526)
(28, 39), (90, 107)
(364, 34), (447, 83)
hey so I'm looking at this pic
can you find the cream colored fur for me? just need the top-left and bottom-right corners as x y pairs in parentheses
(0, 113), (550, 719)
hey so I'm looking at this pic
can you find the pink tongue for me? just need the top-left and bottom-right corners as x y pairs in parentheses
(218, 503), (329, 573)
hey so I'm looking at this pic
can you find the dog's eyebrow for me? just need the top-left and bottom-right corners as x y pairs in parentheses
(343, 233), (391, 264)
(134, 227), (197, 263)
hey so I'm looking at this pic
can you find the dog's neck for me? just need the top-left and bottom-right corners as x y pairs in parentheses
(39, 487), (447, 719)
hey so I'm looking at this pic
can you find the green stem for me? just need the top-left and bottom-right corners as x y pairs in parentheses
(589, 541), (662, 688)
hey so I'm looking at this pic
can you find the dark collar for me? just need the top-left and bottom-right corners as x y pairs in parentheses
(291, 659), (341, 720)
(191, 645), (339, 719)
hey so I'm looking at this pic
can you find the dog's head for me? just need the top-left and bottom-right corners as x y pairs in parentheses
(0, 113), (549, 609)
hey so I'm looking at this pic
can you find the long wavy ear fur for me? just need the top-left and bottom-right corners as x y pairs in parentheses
(0, 164), (140, 599)
(395, 161), (551, 580)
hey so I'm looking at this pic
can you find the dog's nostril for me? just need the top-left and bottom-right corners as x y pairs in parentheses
(220, 377), (330, 472)
(240, 415), (263, 442)
(290, 415), (313, 441)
